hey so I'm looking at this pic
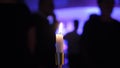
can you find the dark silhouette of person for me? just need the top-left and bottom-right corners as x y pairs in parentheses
(28, 0), (57, 67)
(29, 14), (56, 68)
(39, 0), (58, 32)
(64, 20), (81, 68)
(81, 0), (120, 68)
(0, 0), (33, 68)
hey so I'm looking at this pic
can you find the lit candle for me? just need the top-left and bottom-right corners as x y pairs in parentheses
(56, 23), (64, 53)
(55, 23), (64, 67)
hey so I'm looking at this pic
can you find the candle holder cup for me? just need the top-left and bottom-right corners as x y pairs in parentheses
(55, 52), (64, 68)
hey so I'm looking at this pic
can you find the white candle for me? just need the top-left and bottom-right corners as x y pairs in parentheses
(56, 34), (63, 53)
(55, 23), (64, 66)
(56, 23), (64, 53)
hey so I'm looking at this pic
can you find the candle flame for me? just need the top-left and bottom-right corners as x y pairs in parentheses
(58, 23), (63, 34)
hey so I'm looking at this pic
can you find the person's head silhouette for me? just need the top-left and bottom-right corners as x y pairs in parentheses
(39, 0), (54, 16)
(97, 0), (115, 18)
(73, 20), (79, 32)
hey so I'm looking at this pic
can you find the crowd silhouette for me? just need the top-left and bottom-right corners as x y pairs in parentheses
(81, 0), (120, 68)
(1, 0), (120, 68)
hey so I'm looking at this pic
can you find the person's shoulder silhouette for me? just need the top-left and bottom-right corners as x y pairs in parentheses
(81, 0), (120, 68)
(64, 20), (80, 43)
(83, 0), (120, 35)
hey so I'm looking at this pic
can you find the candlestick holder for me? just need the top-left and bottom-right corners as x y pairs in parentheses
(55, 53), (64, 68)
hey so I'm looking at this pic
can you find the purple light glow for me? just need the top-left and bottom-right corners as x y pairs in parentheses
(54, 7), (101, 36)
(25, 0), (39, 13)
(64, 58), (69, 65)
(63, 40), (68, 53)
(55, 7), (120, 35)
